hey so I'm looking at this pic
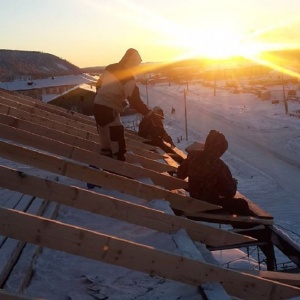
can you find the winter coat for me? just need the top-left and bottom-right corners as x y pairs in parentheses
(138, 114), (173, 147)
(94, 63), (150, 116)
(177, 130), (251, 215)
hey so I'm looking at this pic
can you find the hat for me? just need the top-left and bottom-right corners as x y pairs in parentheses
(120, 48), (142, 67)
(204, 130), (228, 157)
(153, 106), (164, 118)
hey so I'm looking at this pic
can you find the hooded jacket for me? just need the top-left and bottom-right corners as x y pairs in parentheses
(138, 107), (173, 146)
(94, 49), (150, 116)
(177, 130), (237, 202)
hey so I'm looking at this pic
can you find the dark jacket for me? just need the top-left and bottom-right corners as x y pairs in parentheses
(177, 130), (237, 201)
(176, 130), (253, 215)
(138, 114), (173, 147)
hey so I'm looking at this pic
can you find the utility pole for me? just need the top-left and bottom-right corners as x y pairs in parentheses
(184, 89), (188, 141)
(145, 79), (149, 105)
(282, 73), (288, 114)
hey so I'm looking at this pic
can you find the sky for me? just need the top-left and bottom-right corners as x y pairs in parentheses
(1, 80), (300, 299)
(2, 0), (300, 68)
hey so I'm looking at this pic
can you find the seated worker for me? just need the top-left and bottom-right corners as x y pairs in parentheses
(138, 106), (175, 153)
(177, 130), (251, 216)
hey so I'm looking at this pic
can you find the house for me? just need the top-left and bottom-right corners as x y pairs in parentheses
(0, 74), (97, 101)
(47, 83), (96, 115)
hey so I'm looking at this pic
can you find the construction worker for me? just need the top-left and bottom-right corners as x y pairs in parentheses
(138, 106), (175, 152)
(94, 48), (154, 161)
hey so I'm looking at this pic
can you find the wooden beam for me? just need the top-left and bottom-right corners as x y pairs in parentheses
(0, 122), (187, 190)
(236, 192), (273, 219)
(0, 95), (96, 133)
(131, 147), (166, 160)
(0, 96), (158, 152)
(0, 105), (173, 172)
(242, 269), (300, 287)
(0, 207), (299, 300)
(0, 91), (141, 139)
(0, 140), (219, 214)
(0, 91), (152, 148)
(270, 225), (300, 268)
(126, 138), (159, 151)
(0, 88), (94, 127)
(0, 165), (255, 247)
(0, 289), (45, 300)
(126, 152), (176, 172)
(185, 212), (274, 226)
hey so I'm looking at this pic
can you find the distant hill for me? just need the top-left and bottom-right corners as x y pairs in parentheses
(0, 50), (82, 82)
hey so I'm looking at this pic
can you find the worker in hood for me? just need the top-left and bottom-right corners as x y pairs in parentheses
(94, 48), (155, 161)
(177, 130), (251, 216)
(138, 106), (175, 152)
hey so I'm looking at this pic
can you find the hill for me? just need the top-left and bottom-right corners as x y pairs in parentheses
(0, 49), (82, 82)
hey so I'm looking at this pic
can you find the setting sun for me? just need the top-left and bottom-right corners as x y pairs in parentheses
(167, 24), (265, 60)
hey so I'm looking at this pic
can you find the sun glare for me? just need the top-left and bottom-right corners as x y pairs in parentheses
(172, 26), (265, 60)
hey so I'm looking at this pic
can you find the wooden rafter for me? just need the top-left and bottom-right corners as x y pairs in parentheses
(0, 207), (299, 300)
(0, 140), (219, 214)
(0, 165), (256, 247)
(0, 121), (186, 190)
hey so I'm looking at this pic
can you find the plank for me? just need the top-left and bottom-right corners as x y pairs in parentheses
(0, 91), (153, 147)
(126, 138), (159, 151)
(4, 200), (59, 294)
(236, 192), (273, 219)
(0, 122), (187, 190)
(0, 195), (45, 287)
(0, 96), (157, 153)
(125, 152), (176, 173)
(0, 165), (255, 248)
(241, 269), (300, 287)
(0, 207), (299, 300)
(0, 88), (93, 127)
(131, 146), (166, 160)
(0, 140), (220, 214)
(270, 225), (300, 268)
(0, 90), (141, 139)
(0, 289), (45, 300)
(156, 148), (180, 168)
(0, 95), (95, 132)
(0, 103), (167, 163)
(185, 211), (274, 226)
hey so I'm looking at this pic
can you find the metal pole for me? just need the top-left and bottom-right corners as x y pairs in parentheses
(146, 80), (149, 106)
(282, 73), (288, 114)
(184, 89), (188, 141)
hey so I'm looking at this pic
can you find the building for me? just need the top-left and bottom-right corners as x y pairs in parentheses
(47, 83), (96, 115)
(0, 74), (97, 101)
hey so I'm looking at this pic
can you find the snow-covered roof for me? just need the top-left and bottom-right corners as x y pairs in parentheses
(0, 74), (97, 91)
(42, 83), (96, 103)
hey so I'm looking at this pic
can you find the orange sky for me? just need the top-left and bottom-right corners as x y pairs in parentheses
(1, 0), (300, 67)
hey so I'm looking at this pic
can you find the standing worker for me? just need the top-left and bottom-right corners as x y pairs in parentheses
(94, 48), (155, 161)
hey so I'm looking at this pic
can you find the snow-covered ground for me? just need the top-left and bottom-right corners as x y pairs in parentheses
(138, 81), (300, 269)
(1, 81), (300, 299)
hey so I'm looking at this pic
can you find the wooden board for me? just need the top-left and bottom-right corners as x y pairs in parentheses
(242, 269), (300, 287)
(0, 140), (220, 214)
(0, 122), (187, 190)
(0, 207), (299, 300)
(0, 106), (173, 172)
(0, 289), (44, 300)
(0, 165), (255, 248)
(236, 192), (273, 219)
(185, 211), (274, 226)
(0, 95), (158, 151)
